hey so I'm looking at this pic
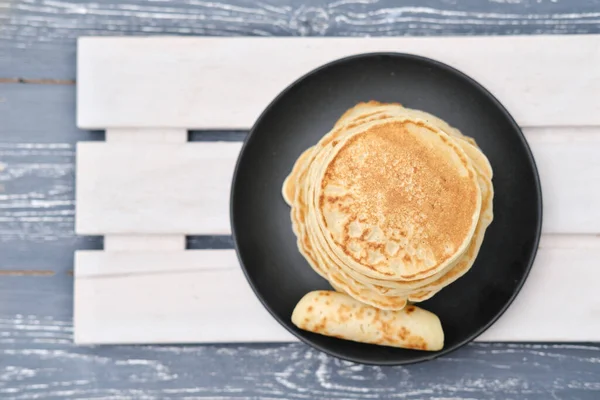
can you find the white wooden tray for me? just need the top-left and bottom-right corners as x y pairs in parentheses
(74, 35), (600, 345)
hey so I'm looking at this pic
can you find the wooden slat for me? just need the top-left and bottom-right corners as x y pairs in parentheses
(527, 129), (600, 233)
(75, 129), (600, 235)
(73, 236), (600, 344)
(101, 129), (189, 250)
(77, 35), (600, 129)
(75, 142), (242, 235)
(74, 250), (295, 344)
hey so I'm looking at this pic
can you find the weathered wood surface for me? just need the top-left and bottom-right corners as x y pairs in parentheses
(76, 35), (600, 129)
(2, 0), (600, 398)
(2, 0), (600, 79)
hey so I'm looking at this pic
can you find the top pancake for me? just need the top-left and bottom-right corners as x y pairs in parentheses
(283, 102), (492, 309)
(313, 115), (482, 281)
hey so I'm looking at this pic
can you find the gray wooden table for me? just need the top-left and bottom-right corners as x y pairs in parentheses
(1, 1), (600, 399)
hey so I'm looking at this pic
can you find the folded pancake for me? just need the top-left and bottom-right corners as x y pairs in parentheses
(292, 291), (444, 351)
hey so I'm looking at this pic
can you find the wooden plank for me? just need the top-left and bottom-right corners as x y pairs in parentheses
(527, 129), (600, 233)
(74, 250), (294, 344)
(0, 83), (97, 251)
(75, 142), (242, 235)
(77, 35), (600, 129)
(3, 0), (600, 80)
(73, 236), (600, 344)
(0, 83), (95, 143)
(75, 129), (600, 235)
(101, 129), (189, 251)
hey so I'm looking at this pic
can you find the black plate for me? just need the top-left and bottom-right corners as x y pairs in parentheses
(231, 53), (542, 365)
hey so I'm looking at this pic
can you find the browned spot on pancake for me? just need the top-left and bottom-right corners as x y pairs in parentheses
(406, 306), (416, 314)
(313, 318), (328, 333)
(403, 254), (412, 263)
(307, 306), (313, 312)
(356, 307), (366, 319)
(372, 308), (382, 323)
(324, 194), (353, 209)
(398, 326), (410, 340)
(379, 321), (393, 337)
(360, 228), (372, 241)
(337, 304), (353, 323)
(405, 335), (428, 350)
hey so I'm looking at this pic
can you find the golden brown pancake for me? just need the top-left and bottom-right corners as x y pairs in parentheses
(283, 102), (493, 312)
(292, 291), (444, 351)
(314, 119), (481, 281)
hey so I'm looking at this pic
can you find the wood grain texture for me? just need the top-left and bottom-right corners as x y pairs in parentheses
(0, 83), (233, 262)
(2, 0), (600, 396)
(77, 35), (600, 128)
(2, 0), (600, 79)
(76, 142), (242, 235)
(74, 250), (296, 344)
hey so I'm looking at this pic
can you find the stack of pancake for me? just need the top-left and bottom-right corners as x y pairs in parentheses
(283, 102), (494, 311)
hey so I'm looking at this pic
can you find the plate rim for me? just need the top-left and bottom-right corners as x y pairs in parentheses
(230, 52), (543, 366)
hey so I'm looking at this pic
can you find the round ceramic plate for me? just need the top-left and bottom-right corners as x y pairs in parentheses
(231, 53), (542, 365)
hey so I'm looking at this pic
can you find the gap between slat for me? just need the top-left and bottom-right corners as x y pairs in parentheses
(106, 128), (188, 143)
(104, 235), (185, 251)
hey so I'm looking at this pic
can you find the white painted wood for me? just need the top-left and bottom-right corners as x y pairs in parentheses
(73, 236), (600, 344)
(102, 129), (190, 248)
(527, 130), (600, 233)
(105, 128), (188, 143)
(77, 35), (600, 129)
(73, 35), (600, 346)
(74, 250), (295, 344)
(75, 142), (242, 235)
(75, 128), (600, 234)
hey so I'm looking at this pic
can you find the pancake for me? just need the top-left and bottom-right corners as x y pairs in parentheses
(283, 101), (493, 314)
(314, 118), (481, 281)
(320, 138), (493, 297)
(292, 291), (444, 351)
